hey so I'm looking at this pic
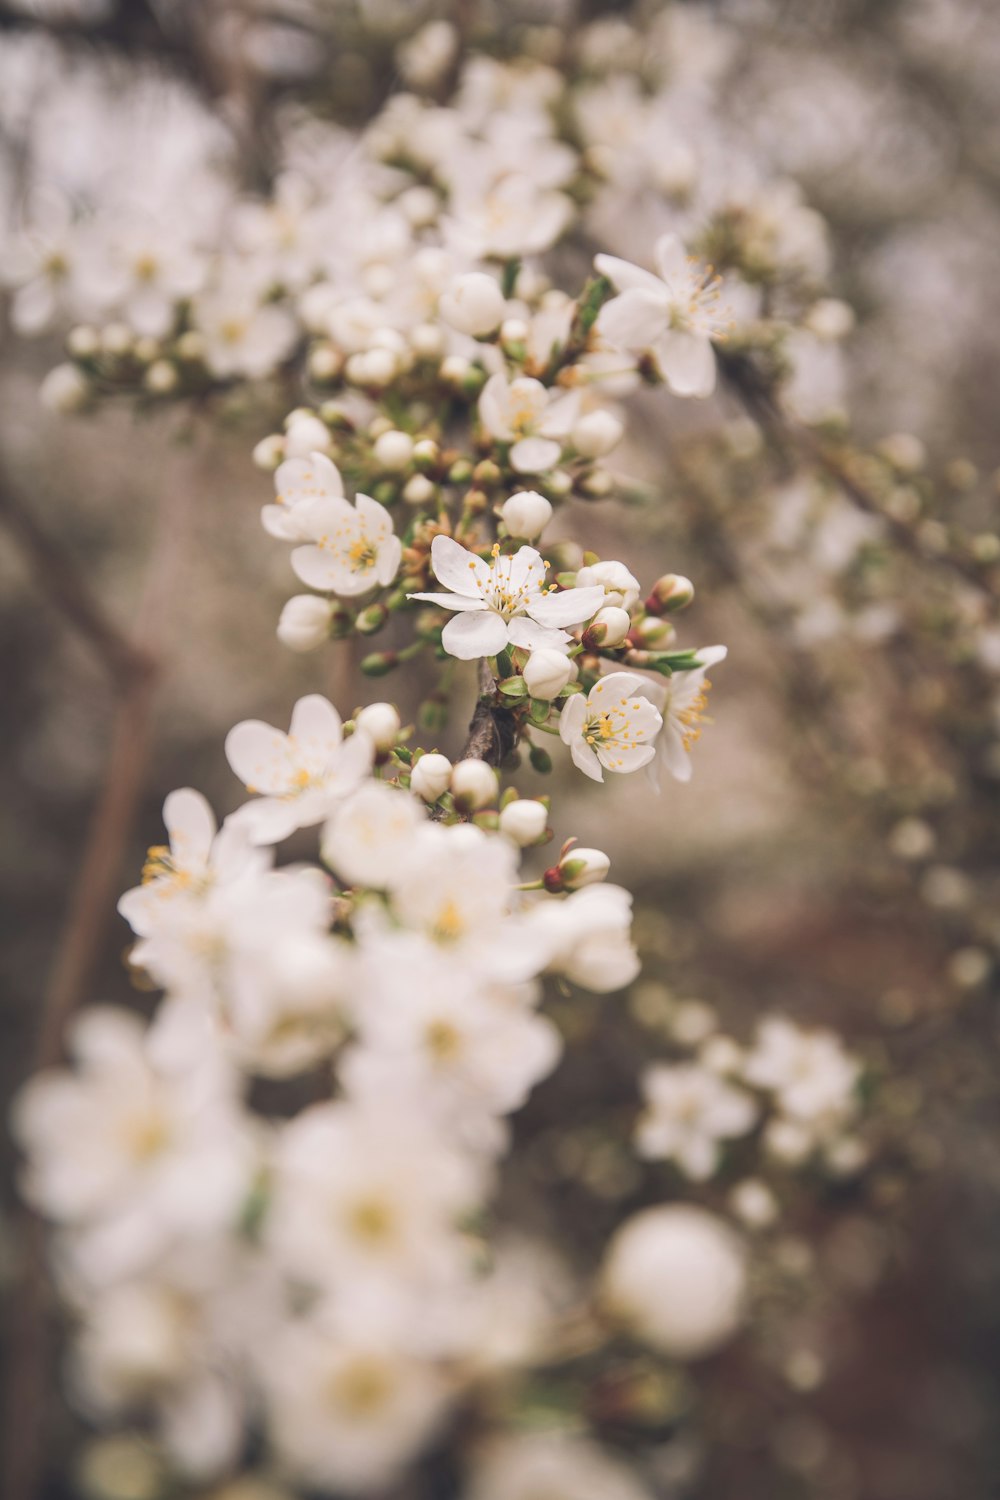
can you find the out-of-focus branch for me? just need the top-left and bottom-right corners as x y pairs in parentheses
(718, 349), (998, 600)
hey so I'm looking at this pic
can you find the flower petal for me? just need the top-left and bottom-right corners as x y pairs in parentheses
(559, 693), (587, 745)
(291, 545), (369, 595)
(528, 584), (606, 628)
(478, 371), (513, 439)
(655, 330), (717, 398)
(430, 534), (492, 597)
(408, 591), (485, 612)
(506, 617), (570, 651)
(441, 609), (510, 660)
(594, 253), (668, 298)
(289, 694), (343, 750)
(653, 233), (690, 284)
(163, 788), (216, 869)
(375, 534), (402, 586)
(225, 721), (293, 795)
(511, 436), (561, 473)
(597, 289), (670, 351)
(570, 738), (605, 781)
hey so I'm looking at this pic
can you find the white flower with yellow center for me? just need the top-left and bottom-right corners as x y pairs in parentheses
(635, 1063), (758, 1180)
(290, 484), (401, 597)
(225, 694), (373, 844)
(262, 450), (345, 541)
(559, 671), (663, 782)
(595, 233), (731, 398)
(653, 645), (726, 783)
(478, 372), (580, 474)
(410, 535), (605, 660)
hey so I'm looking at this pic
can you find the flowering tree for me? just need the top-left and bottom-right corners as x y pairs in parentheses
(10, 2), (998, 1497)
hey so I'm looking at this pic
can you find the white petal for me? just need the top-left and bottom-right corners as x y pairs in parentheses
(291, 545), (366, 595)
(163, 788), (216, 868)
(431, 534), (492, 596)
(587, 671), (647, 704)
(354, 491), (394, 538)
(597, 289), (670, 351)
(528, 584), (606, 628)
(511, 436), (561, 473)
(225, 721), (292, 794)
(506, 617), (570, 652)
(656, 331), (717, 398)
(594, 253), (667, 297)
(408, 591), (484, 612)
(289, 694), (342, 749)
(375, 534), (402, 586)
(599, 742), (656, 774)
(274, 452), (343, 503)
(226, 798), (303, 846)
(559, 693), (587, 745)
(654, 233), (690, 283)
(570, 738), (605, 782)
(441, 610), (510, 660)
(478, 371), (513, 439)
(540, 389), (581, 437)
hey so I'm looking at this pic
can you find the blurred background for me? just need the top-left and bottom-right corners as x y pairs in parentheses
(3, 2), (1000, 1498)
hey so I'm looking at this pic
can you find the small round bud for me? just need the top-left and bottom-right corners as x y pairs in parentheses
(572, 408), (624, 458)
(523, 649), (574, 700)
(374, 429), (414, 472)
(412, 438), (439, 469)
(545, 469), (573, 499)
(633, 615), (676, 648)
(501, 489), (553, 540)
(602, 1206), (746, 1359)
(450, 758), (499, 812)
(411, 752), (452, 803)
(143, 359), (178, 396)
(175, 330), (206, 364)
(398, 186), (439, 228)
(101, 322), (133, 357)
(308, 343), (343, 382)
(498, 798), (548, 846)
(806, 297), (855, 342)
(284, 415), (332, 458)
(586, 605), (631, 648)
(499, 317), (529, 350)
(277, 595), (333, 652)
(411, 323), (446, 361)
(646, 573), (694, 614)
(547, 846), (610, 891)
(39, 363), (91, 413)
(132, 336), (160, 366)
(356, 603), (389, 634)
(439, 272), (506, 337)
(440, 354), (473, 386)
(403, 474), (435, 507)
(66, 324), (99, 360)
(355, 701), (401, 753)
(252, 434), (286, 471)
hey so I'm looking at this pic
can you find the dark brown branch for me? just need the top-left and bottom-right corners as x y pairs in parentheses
(461, 658), (519, 766)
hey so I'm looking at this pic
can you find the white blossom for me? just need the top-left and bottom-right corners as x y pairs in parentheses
(479, 373), (580, 474)
(559, 672), (663, 781)
(636, 1063), (758, 1179)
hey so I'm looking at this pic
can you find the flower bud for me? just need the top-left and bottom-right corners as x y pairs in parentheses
(439, 272), (506, 336)
(66, 324), (99, 360)
(646, 573), (694, 614)
(101, 322), (133, 357)
(39, 363), (91, 413)
(572, 408), (624, 458)
(411, 323), (445, 361)
(143, 359), (178, 396)
(411, 752), (452, 802)
(499, 317), (529, 351)
(501, 489), (553, 540)
(252, 435), (285, 470)
(545, 846), (610, 892)
(523, 649), (574, 700)
(450, 758), (499, 812)
(374, 429), (414, 471)
(308, 343), (343, 381)
(403, 474), (435, 507)
(355, 701), (401, 752)
(575, 560), (640, 610)
(498, 798), (548, 846)
(277, 595), (333, 652)
(412, 438), (439, 469)
(585, 605), (631, 648)
(356, 603), (389, 634)
(633, 614), (676, 648)
(284, 414), (332, 458)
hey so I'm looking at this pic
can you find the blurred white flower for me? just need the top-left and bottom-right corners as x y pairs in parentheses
(636, 1062), (757, 1179)
(479, 372), (580, 474)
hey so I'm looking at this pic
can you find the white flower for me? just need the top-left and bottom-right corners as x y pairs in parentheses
(602, 1205), (746, 1359)
(266, 1101), (482, 1291)
(596, 234), (731, 398)
(448, 173), (572, 259)
(572, 408), (624, 458)
(559, 672), (663, 782)
(529, 883), (640, 993)
(467, 1431), (653, 1500)
(322, 780), (426, 889)
(355, 701), (401, 752)
(589, 605), (631, 646)
(277, 594), (333, 652)
(647, 646), (727, 784)
(263, 451), (345, 541)
(284, 413), (333, 459)
(12, 1008), (255, 1279)
(290, 488), (402, 597)
(410, 536), (604, 660)
(635, 1063), (758, 1179)
(225, 694), (373, 844)
(743, 1016), (860, 1125)
(192, 274), (297, 380)
(262, 1304), (453, 1494)
(479, 373), (580, 474)
(574, 559), (640, 609)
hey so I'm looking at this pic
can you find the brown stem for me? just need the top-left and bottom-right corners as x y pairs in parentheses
(460, 658), (518, 766)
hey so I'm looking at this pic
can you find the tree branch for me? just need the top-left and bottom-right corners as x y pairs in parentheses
(460, 658), (519, 766)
